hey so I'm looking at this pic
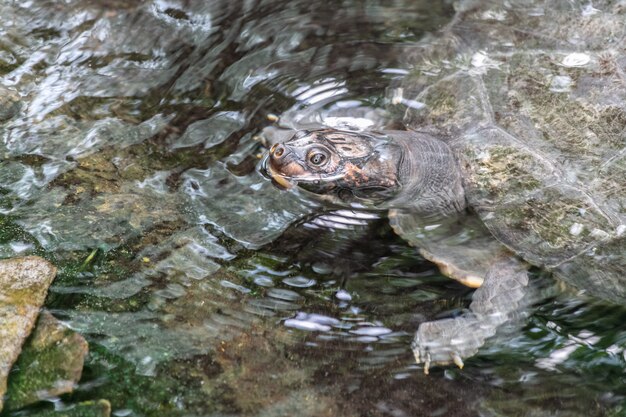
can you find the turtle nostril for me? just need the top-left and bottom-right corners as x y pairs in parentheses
(272, 144), (285, 158)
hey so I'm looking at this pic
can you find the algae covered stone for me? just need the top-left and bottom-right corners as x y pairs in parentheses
(4, 311), (89, 411)
(0, 256), (57, 412)
(0, 86), (21, 121)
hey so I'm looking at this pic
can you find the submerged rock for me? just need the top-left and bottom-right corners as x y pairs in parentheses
(14, 177), (184, 252)
(181, 163), (313, 249)
(4, 311), (89, 411)
(0, 256), (56, 412)
(0, 86), (21, 121)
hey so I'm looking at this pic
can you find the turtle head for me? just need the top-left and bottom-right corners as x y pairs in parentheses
(263, 129), (401, 207)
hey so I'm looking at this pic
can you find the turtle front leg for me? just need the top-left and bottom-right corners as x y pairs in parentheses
(413, 257), (529, 374)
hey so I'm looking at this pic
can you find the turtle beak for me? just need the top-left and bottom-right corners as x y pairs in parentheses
(263, 143), (306, 189)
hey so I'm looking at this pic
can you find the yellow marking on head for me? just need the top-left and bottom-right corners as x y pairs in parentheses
(267, 164), (296, 189)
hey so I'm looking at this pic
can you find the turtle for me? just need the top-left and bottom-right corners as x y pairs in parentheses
(261, 0), (626, 373)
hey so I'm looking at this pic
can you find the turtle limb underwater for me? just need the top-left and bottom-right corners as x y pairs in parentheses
(389, 210), (530, 373)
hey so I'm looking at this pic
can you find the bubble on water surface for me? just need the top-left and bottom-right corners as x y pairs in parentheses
(335, 289), (352, 301)
(284, 320), (331, 332)
(283, 276), (317, 288)
(350, 326), (392, 337)
(220, 280), (251, 294)
(254, 276), (275, 287)
(562, 52), (591, 67)
(284, 312), (341, 332)
(267, 288), (302, 301)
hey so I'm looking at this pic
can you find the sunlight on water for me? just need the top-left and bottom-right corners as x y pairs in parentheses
(0, 0), (624, 416)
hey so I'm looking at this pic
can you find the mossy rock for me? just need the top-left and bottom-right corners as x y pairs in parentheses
(4, 311), (89, 411)
(0, 257), (57, 412)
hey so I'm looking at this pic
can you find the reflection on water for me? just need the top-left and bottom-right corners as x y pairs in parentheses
(0, 0), (624, 416)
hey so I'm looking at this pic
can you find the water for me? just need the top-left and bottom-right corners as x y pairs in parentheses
(0, 1), (625, 416)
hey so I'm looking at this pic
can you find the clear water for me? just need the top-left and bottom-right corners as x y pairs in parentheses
(0, 1), (624, 416)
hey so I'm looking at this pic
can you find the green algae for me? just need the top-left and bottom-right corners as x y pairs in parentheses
(482, 51), (626, 175)
(67, 334), (339, 417)
(4, 312), (87, 411)
(71, 347), (184, 417)
(464, 144), (545, 201)
(402, 74), (491, 136)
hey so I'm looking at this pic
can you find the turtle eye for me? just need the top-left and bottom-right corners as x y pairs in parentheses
(308, 151), (328, 166)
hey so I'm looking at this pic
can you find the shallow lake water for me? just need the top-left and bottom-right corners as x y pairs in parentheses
(0, 0), (625, 416)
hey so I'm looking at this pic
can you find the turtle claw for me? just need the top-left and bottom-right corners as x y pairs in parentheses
(412, 345), (420, 364)
(412, 345), (463, 374)
(411, 340), (429, 374)
(413, 345), (463, 374)
(411, 257), (530, 373)
(411, 315), (485, 374)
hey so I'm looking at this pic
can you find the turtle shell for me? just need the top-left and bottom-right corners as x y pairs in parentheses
(396, 0), (626, 301)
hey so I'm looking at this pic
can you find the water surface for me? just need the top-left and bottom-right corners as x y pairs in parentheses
(0, 1), (624, 416)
